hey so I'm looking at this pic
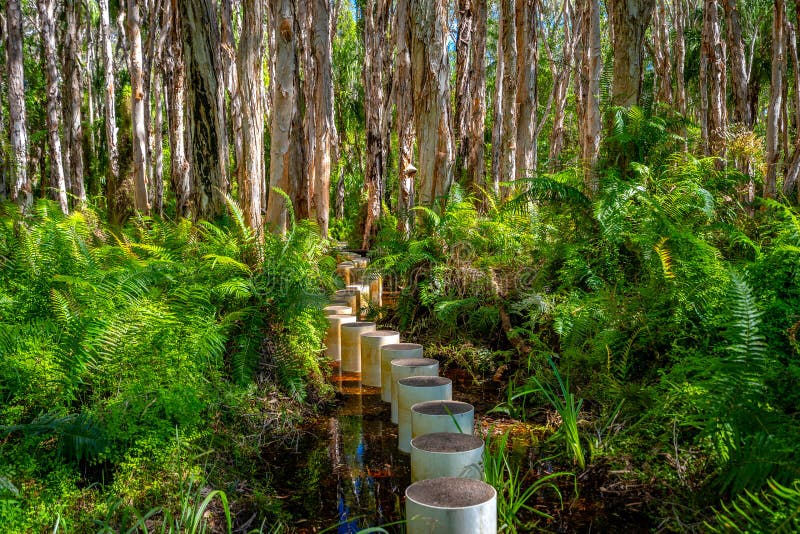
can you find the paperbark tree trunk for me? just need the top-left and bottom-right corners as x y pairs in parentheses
(99, 0), (119, 205)
(6, 0), (29, 208)
(410, 0), (453, 206)
(152, 74), (165, 216)
(580, 0), (602, 195)
(674, 0), (687, 116)
(164, 0), (191, 219)
(607, 0), (656, 107)
(498, 0), (517, 192)
(37, 0), (69, 214)
(127, 0), (150, 213)
(465, 0), (486, 198)
(65, 1), (85, 206)
(515, 0), (537, 180)
(454, 0), (473, 185)
(266, 0), (297, 233)
(723, 0), (751, 127)
(311, 0), (335, 236)
(701, 0), (727, 157)
(547, 1), (579, 173)
(395, 0), (415, 236)
(652, 0), (672, 104)
(765, 0), (786, 199)
(221, 0), (242, 179)
(181, 0), (229, 220)
(783, 17), (800, 199)
(237, 0), (266, 233)
(363, 0), (390, 248)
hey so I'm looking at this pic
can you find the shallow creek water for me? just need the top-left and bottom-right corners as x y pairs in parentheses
(262, 364), (652, 532)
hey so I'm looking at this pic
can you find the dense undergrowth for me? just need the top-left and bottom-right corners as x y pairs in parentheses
(367, 108), (800, 530)
(0, 199), (336, 531)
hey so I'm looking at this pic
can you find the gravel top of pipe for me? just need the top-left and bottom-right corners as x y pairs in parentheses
(398, 376), (451, 387)
(411, 432), (484, 453)
(382, 343), (423, 350)
(362, 330), (400, 337)
(406, 477), (495, 508)
(411, 400), (473, 415)
(391, 358), (438, 367)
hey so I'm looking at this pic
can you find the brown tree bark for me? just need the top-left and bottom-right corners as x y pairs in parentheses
(607, 0), (656, 107)
(579, 0), (602, 195)
(221, 0), (242, 179)
(98, 0), (120, 207)
(6, 0), (29, 208)
(652, 0), (672, 104)
(37, 0), (69, 214)
(515, 0), (538, 180)
(765, 0), (786, 199)
(723, 0), (751, 127)
(65, 1), (85, 206)
(498, 0), (517, 192)
(454, 0), (473, 185)
(701, 0), (727, 157)
(410, 0), (453, 206)
(363, 0), (390, 248)
(674, 0), (687, 116)
(266, 0), (297, 233)
(783, 16), (800, 199)
(394, 0), (415, 236)
(490, 12), (503, 200)
(180, 0), (229, 220)
(311, 0), (335, 236)
(465, 0), (486, 198)
(237, 0), (266, 233)
(547, 1), (579, 173)
(164, 0), (191, 219)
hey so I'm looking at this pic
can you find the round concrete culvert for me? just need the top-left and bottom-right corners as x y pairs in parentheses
(336, 262), (354, 285)
(390, 358), (439, 424)
(405, 477), (497, 534)
(410, 432), (485, 483)
(334, 289), (361, 319)
(359, 330), (400, 387)
(367, 274), (382, 307)
(340, 321), (376, 373)
(324, 314), (357, 362)
(411, 400), (475, 440)
(397, 376), (452, 453)
(323, 304), (353, 316)
(380, 343), (424, 403)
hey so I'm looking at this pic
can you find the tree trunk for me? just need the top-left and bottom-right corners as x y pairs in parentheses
(37, 0), (69, 214)
(363, 0), (389, 248)
(498, 0), (517, 192)
(237, 0), (266, 233)
(608, 0), (656, 107)
(180, 0), (229, 220)
(674, 0), (687, 116)
(701, 0), (727, 157)
(98, 0), (120, 209)
(6, 0), (29, 208)
(395, 0), (415, 236)
(765, 0), (786, 199)
(454, 0), (473, 185)
(164, 0), (191, 219)
(547, 1), (579, 173)
(221, 0), (242, 181)
(515, 0), (537, 180)
(652, 0), (672, 104)
(410, 0), (453, 206)
(152, 74), (165, 216)
(465, 0), (486, 199)
(723, 0), (751, 127)
(580, 0), (602, 195)
(310, 0), (335, 236)
(783, 17), (800, 199)
(65, 1), (85, 206)
(490, 26), (503, 200)
(266, 0), (297, 233)
(127, 0), (150, 213)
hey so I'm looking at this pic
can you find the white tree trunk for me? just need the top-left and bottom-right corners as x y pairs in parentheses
(6, 0), (29, 208)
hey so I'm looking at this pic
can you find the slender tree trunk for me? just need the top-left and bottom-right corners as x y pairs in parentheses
(164, 0), (191, 219)
(312, 0), (335, 236)
(723, 0), (751, 127)
(653, 0), (672, 104)
(266, 0), (297, 233)
(547, 2), (579, 173)
(152, 74), (165, 216)
(490, 28), (503, 200)
(607, 0), (656, 107)
(498, 0), (517, 193)
(181, 0), (229, 220)
(6, 0), (29, 208)
(237, 0), (266, 233)
(395, 0), (415, 236)
(515, 0), (537, 180)
(465, 0), (486, 199)
(581, 0), (602, 195)
(674, 0), (687, 116)
(221, 0), (242, 180)
(701, 0), (727, 157)
(765, 0), (786, 199)
(783, 17), (800, 199)
(127, 0), (150, 212)
(65, 1), (85, 206)
(37, 0), (69, 214)
(454, 0), (473, 185)
(99, 0), (120, 207)
(410, 0), (453, 206)
(363, 0), (389, 248)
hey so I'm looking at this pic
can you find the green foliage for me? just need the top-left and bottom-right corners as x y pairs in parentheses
(707, 479), (800, 533)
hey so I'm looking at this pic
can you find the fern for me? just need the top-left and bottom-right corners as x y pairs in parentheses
(707, 479), (800, 533)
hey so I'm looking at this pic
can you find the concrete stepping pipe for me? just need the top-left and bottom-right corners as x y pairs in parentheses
(410, 432), (485, 482)
(335, 289), (360, 319)
(323, 305), (353, 316)
(411, 400), (475, 440)
(360, 330), (400, 387)
(398, 376), (452, 453)
(390, 358), (439, 424)
(324, 314), (357, 361)
(405, 477), (497, 534)
(340, 321), (376, 373)
(367, 274), (383, 307)
(336, 262), (355, 285)
(353, 257), (369, 268)
(381, 344), (424, 402)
